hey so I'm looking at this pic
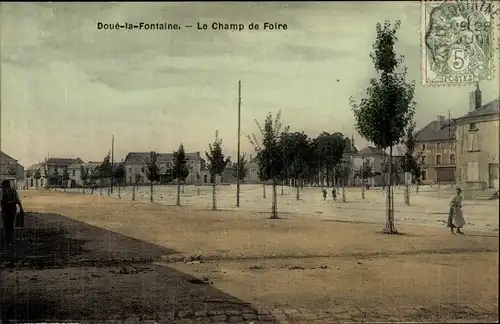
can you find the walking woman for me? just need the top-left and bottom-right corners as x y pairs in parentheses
(448, 187), (466, 235)
(1, 180), (24, 257)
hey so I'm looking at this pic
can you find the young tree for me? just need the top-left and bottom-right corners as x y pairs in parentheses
(350, 20), (416, 234)
(99, 153), (112, 195)
(42, 164), (48, 189)
(205, 131), (231, 210)
(172, 144), (190, 206)
(33, 169), (41, 189)
(62, 166), (70, 192)
(282, 132), (310, 200)
(89, 166), (99, 195)
(52, 166), (59, 190)
(248, 111), (289, 219)
(401, 120), (423, 201)
(232, 154), (248, 183)
(80, 165), (89, 193)
(354, 158), (373, 199)
(132, 172), (141, 201)
(113, 164), (126, 199)
(196, 172), (201, 195)
(145, 151), (160, 203)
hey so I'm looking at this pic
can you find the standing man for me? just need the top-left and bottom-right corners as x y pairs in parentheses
(1, 179), (24, 259)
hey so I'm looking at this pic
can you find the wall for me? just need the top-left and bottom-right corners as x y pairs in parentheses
(418, 140), (456, 184)
(124, 159), (206, 185)
(456, 118), (499, 189)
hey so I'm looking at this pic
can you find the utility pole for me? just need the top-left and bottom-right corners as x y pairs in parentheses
(111, 135), (115, 193)
(236, 80), (242, 207)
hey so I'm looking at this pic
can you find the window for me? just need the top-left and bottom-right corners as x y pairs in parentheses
(128, 168), (132, 175)
(469, 122), (477, 130)
(450, 154), (456, 164)
(436, 155), (442, 165)
(421, 144), (426, 151)
(421, 155), (427, 165)
(72, 170), (75, 176)
(436, 142), (441, 150)
(467, 133), (479, 151)
(466, 161), (479, 181)
(141, 167), (145, 173)
(421, 170), (427, 181)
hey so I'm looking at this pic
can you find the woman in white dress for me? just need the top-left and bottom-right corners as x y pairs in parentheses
(448, 188), (466, 235)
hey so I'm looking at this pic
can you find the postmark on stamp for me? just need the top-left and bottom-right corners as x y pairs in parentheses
(421, 0), (497, 86)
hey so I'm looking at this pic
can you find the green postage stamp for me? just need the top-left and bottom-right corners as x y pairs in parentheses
(421, 0), (498, 86)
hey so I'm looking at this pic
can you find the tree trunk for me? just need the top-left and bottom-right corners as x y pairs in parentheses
(342, 180), (346, 203)
(100, 181), (103, 196)
(404, 182), (410, 205)
(270, 181), (278, 219)
(384, 146), (398, 234)
(150, 181), (154, 203)
(132, 184), (136, 201)
(182, 184), (184, 194)
(212, 183), (216, 210)
(281, 182), (284, 196)
(416, 182), (420, 193)
(197, 183), (200, 195)
(296, 182), (300, 200)
(262, 182), (266, 199)
(118, 181), (121, 199)
(176, 179), (181, 206)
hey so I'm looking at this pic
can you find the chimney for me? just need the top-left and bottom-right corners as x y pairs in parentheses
(250, 154), (253, 161)
(436, 115), (445, 131)
(196, 151), (200, 157)
(469, 82), (482, 112)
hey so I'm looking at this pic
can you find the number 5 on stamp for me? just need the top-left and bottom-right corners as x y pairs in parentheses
(421, 0), (495, 86)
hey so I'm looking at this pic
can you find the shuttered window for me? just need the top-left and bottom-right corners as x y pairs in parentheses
(467, 133), (478, 151)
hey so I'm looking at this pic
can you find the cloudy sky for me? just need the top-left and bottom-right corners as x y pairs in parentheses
(1, 2), (499, 167)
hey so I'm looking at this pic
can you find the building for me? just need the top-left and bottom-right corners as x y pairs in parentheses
(454, 88), (499, 191)
(0, 151), (24, 188)
(25, 157), (84, 188)
(352, 146), (389, 186)
(25, 163), (45, 189)
(123, 152), (207, 185)
(67, 161), (101, 187)
(245, 154), (260, 183)
(415, 115), (457, 184)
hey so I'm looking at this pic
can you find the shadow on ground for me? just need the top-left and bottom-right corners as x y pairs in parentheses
(1, 212), (276, 323)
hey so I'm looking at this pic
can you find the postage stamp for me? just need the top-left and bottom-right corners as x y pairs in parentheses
(421, 0), (497, 86)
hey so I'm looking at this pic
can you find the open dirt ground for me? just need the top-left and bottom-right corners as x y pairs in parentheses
(1, 189), (498, 323)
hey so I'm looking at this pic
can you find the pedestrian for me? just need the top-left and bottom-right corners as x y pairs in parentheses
(1, 179), (24, 259)
(332, 187), (337, 201)
(322, 188), (327, 201)
(448, 187), (465, 235)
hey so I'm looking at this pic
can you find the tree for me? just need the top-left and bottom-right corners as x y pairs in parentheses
(350, 20), (416, 234)
(132, 172), (141, 201)
(33, 169), (41, 189)
(62, 166), (70, 191)
(145, 151), (161, 203)
(232, 154), (248, 183)
(354, 158), (373, 199)
(172, 144), (190, 206)
(248, 111), (289, 219)
(80, 165), (89, 193)
(89, 166), (99, 195)
(196, 172), (201, 195)
(334, 152), (353, 203)
(205, 131), (231, 210)
(42, 164), (48, 188)
(99, 153), (112, 195)
(52, 166), (60, 189)
(401, 120), (423, 201)
(281, 132), (311, 200)
(113, 164), (126, 199)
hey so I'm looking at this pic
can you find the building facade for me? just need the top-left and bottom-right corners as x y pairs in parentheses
(352, 146), (389, 187)
(123, 151), (207, 185)
(0, 151), (24, 188)
(25, 157), (84, 188)
(455, 94), (499, 191)
(415, 115), (457, 184)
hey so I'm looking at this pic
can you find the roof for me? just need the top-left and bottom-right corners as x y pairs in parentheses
(68, 161), (101, 169)
(0, 151), (17, 163)
(123, 152), (204, 164)
(454, 99), (499, 122)
(27, 163), (43, 171)
(47, 157), (84, 165)
(356, 146), (388, 157)
(416, 119), (456, 142)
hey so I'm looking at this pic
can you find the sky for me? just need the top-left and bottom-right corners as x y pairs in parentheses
(1, 2), (499, 167)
